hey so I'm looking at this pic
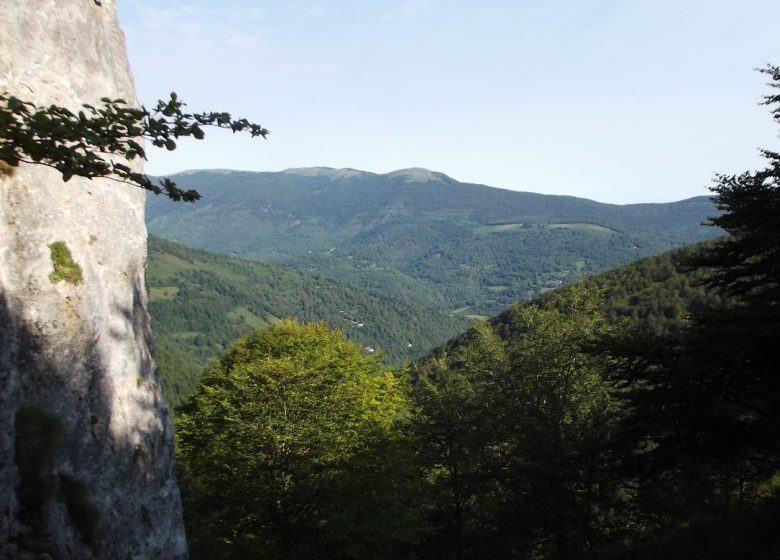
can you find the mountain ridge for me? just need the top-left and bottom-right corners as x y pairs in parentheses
(169, 166), (711, 205)
(147, 168), (721, 315)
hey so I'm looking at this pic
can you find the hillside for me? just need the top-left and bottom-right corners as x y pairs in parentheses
(431, 243), (722, 358)
(147, 235), (470, 407)
(146, 168), (721, 316)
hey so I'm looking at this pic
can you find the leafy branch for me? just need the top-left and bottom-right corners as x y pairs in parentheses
(0, 92), (269, 202)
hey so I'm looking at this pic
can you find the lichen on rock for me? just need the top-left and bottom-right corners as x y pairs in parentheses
(48, 242), (83, 285)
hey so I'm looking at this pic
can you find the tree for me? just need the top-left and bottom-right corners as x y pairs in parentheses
(625, 65), (780, 472)
(695, 64), (780, 306)
(0, 91), (268, 201)
(414, 286), (623, 559)
(412, 322), (511, 560)
(612, 65), (780, 558)
(175, 320), (420, 560)
(499, 286), (622, 559)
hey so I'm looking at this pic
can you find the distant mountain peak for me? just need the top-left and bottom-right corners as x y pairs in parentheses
(278, 166), (454, 184)
(176, 168), (237, 176)
(281, 167), (368, 178)
(384, 168), (451, 183)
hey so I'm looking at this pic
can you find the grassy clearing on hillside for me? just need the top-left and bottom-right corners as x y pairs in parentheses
(226, 306), (278, 329)
(546, 223), (617, 235)
(149, 286), (180, 301)
(474, 223), (525, 234)
(148, 252), (191, 278)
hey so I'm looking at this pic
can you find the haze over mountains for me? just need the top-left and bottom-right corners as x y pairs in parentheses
(147, 167), (721, 316)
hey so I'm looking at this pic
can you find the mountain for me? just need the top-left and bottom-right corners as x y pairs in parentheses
(146, 167), (721, 316)
(147, 236), (470, 408)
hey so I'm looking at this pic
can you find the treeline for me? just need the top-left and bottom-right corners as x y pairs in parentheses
(176, 247), (778, 559)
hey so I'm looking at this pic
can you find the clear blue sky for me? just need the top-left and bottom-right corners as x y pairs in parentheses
(118, 0), (780, 204)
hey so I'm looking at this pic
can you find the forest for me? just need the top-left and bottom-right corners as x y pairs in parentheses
(147, 235), (470, 407)
(170, 66), (780, 559)
(173, 241), (778, 559)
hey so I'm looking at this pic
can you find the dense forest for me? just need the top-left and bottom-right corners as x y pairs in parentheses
(173, 236), (767, 559)
(172, 66), (780, 559)
(148, 235), (720, 411)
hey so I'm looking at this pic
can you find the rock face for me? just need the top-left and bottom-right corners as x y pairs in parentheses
(0, 1), (187, 558)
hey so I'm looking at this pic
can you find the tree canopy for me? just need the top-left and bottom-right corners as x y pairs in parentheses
(412, 286), (622, 559)
(175, 321), (421, 560)
(0, 92), (268, 201)
(603, 65), (780, 558)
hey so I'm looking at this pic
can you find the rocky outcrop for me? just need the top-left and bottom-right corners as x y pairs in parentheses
(0, 1), (187, 558)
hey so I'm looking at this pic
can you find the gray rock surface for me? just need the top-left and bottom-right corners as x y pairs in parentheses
(0, 1), (187, 558)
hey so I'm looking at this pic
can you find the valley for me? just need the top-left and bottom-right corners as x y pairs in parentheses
(147, 235), (470, 407)
(145, 166), (778, 559)
(146, 167), (721, 316)
(146, 168), (724, 408)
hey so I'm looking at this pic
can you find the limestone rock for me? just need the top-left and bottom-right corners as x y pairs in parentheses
(0, 1), (187, 558)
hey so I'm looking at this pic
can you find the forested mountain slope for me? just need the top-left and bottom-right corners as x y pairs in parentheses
(147, 235), (470, 407)
(432, 243), (721, 356)
(149, 234), (715, 410)
(146, 168), (721, 315)
(405, 145), (780, 557)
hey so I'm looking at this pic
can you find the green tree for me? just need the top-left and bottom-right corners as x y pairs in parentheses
(414, 286), (623, 559)
(176, 320), (420, 560)
(499, 286), (622, 559)
(413, 322), (511, 560)
(625, 64), (780, 482)
(0, 92), (268, 201)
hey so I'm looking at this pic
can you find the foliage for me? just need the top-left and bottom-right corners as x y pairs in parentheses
(501, 290), (624, 559)
(679, 64), (780, 469)
(147, 235), (469, 408)
(412, 322), (511, 559)
(691, 65), (780, 306)
(173, 233), (778, 558)
(0, 91), (268, 201)
(626, 64), (780, 470)
(48, 241), (83, 285)
(158, 209), (752, 559)
(176, 321), (422, 560)
(413, 286), (623, 559)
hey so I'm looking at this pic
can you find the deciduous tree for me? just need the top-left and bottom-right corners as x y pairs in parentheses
(176, 320), (419, 560)
(0, 92), (268, 201)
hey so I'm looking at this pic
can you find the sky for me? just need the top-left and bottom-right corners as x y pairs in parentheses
(117, 0), (780, 204)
